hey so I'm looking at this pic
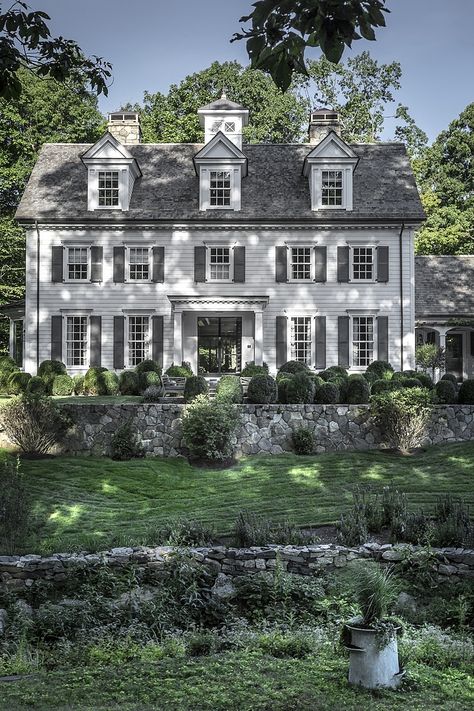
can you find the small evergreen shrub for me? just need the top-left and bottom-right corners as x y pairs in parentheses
(278, 360), (309, 376)
(0, 355), (18, 374)
(371, 388), (433, 451)
(73, 374), (85, 395)
(233, 510), (310, 547)
(27, 375), (48, 396)
(399, 377), (423, 389)
(215, 375), (243, 404)
(118, 370), (140, 396)
(83, 367), (108, 396)
(324, 365), (348, 379)
(435, 379), (457, 405)
(0, 458), (31, 554)
(371, 379), (401, 395)
(440, 373), (458, 385)
(52, 374), (74, 396)
(285, 371), (315, 404)
(0, 394), (71, 455)
(154, 517), (215, 547)
(433, 494), (473, 547)
(337, 507), (368, 546)
(38, 360), (66, 391)
(0, 373), (8, 395)
(309, 374), (324, 391)
(458, 379), (474, 405)
(277, 375), (293, 404)
(247, 374), (277, 404)
(184, 375), (209, 403)
(346, 377), (370, 404)
(7, 371), (31, 395)
(314, 382), (339, 404)
(138, 370), (161, 393)
(362, 370), (378, 385)
(142, 384), (164, 402)
(103, 370), (119, 396)
(110, 421), (144, 461)
(135, 359), (161, 376)
(292, 427), (314, 455)
(413, 372), (433, 389)
(366, 360), (394, 380)
(392, 369), (418, 380)
(240, 361), (269, 377)
(182, 394), (240, 463)
(166, 362), (193, 377)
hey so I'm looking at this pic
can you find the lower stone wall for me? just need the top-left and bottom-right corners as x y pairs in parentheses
(56, 403), (474, 457)
(1, 543), (473, 592)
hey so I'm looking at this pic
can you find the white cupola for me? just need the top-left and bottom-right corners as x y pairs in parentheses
(197, 92), (249, 150)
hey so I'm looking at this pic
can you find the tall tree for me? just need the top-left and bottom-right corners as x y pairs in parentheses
(135, 61), (308, 144)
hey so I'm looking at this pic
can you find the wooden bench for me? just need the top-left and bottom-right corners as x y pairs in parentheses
(162, 375), (187, 398)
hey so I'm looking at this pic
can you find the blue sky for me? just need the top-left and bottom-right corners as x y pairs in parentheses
(36, 0), (473, 142)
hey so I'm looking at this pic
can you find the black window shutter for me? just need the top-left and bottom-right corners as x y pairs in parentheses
(314, 246), (327, 283)
(377, 246), (389, 283)
(90, 246), (103, 283)
(338, 316), (350, 367)
(51, 246), (64, 283)
(151, 315), (164, 367)
(152, 246), (165, 283)
(275, 246), (288, 282)
(113, 315), (125, 369)
(315, 316), (326, 370)
(276, 316), (287, 368)
(377, 316), (389, 362)
(194, 246), (207, 282)
(89, 316), (102, 367)
(471, 331), (474, 358)
(51, 315), (63, 361)
(233, 246), (245, 283)
(337, 246), (350, 282)
(113, 246), (125, 283)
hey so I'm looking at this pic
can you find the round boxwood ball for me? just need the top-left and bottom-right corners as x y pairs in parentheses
(413, 371), (433, 389)
(285, 371), (315, 404)
(119, 370), (140, 395)
(346, 377), (370, 404)
(52, 374), (74, 396)
(0, 355), (19, 374)
(458, 379), (474, 405)
(315, 382), (339, 404)
(135, 359), (161, 375)
(73, 374), (85, 395)
(7, 371), (31, 395)
(27, 375), (48, 396)
(103, 370), (120, 396)
(278, 360), (309, 376)
(184, 375), (209, 403)
(371, 379), (401, 395)
(435, 379), (456, 404)
(440, 373), (458, 385)
(366, 360), (394, 380)
(277, 375), (293, 404)
(38, 360), (66, 378)
(247, 374), (277, 404)
(399, 377), (423, 389)
(139, 370), (161, 393)
(215, 375), (243, 404)
(83, 367), (108, 396)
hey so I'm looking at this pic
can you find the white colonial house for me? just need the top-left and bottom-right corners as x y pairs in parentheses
(4, 97), (426, 377)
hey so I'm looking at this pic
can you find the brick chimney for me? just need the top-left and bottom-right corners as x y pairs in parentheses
(107, 111), (142, 145)
(308, 109), (341, 144)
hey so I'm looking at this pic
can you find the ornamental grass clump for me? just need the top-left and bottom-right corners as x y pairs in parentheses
(354, 565), (399, 627)
(182, 394), (240, 465)
(370, 387), (433, 452)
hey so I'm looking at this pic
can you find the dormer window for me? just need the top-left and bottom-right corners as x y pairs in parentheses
(98, 171), (119, 207)
(321, 170), (343, 206)
(210, 171), (231, 207)
(303, 132), (358, 212)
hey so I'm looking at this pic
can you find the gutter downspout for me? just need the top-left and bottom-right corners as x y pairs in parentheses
(35, 220), (40, 372)
(399, 222), (405, 371)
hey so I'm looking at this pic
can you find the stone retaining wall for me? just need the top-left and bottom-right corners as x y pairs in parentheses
(55, 403), (474, 457)
(1, 543), (473, 592)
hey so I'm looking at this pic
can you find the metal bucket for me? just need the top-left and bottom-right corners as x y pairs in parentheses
(345, 624), (405, 689)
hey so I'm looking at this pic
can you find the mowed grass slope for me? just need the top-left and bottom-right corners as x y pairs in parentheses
(4, 441), (474, 553)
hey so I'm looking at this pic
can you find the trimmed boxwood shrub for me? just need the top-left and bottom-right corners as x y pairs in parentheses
(399, 377), (423, 389)
(277, 375), (293, 404)
(184, 375), (209, 403)
(7, 371), (31, 395)
(247, 374), (277, 404)
(441, 373), (458, 385)
(413, 372), (433, 389)
(458, 379), (474, 405)
(103, 370), (119, 396)
(215, 375), (243, 404)
(324, 365), (348, 379)
(277, 360), (309, 376)
(38, 360), (66, 379)
(346, 377), (370, 404)
(309, 374), (325, 391)
(240, 361), (269, 377)
(392, 369), (417, 380)
(366, 360), (393, 380)
(83, 367), (108, 396)
(27, 375), (48, 396)
(139, 370), (161, 392)
(285, 371), (315, 404)
(73, 374), (85, 395)
(0, 356), (19, 374)
(371, 379), (401, 395)
(135, 359), (161, 376)
(362, 370), (378, 385)
(315, 382), (339, 404)
(435, 379), (457, 404)
(119, 370), (140, 395)
(166, 362), (193, 377)
(52, 374), (74, 396)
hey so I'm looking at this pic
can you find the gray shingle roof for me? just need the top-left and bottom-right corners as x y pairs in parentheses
(415, 256), (474, 317)
(15, 142), (424, 223)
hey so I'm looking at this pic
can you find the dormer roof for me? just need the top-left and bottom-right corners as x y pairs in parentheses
(80, 132), (142, 178)
(193, 131), (248, 176)
(303, 131), (358, 176)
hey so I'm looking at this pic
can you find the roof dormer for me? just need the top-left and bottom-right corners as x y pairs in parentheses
(197, 92), (249, 150)
(303, 131), (358, 211)
(81, 132), (141, 212)
(194, 131), (247, 212)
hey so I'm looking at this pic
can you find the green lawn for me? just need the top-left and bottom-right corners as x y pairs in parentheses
(4, 441), (474, 553)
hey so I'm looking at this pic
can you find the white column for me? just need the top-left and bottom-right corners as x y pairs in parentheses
(173, 310), (183, 364)
(254, 310), (263, 366)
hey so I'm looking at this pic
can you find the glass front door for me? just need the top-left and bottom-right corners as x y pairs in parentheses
(198, 317), (242, 373)
(446, 333), (463, 381)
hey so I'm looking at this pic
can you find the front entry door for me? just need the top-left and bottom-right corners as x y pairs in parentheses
(445, 333), (463, 381)
(198, 317), (242, 373)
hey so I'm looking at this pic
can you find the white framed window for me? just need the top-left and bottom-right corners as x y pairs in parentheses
(127, 316), (150, 367)
(199, 166), (241, 211)
(290, 316), (312, 366)
(208, 246), (233, 282)
(210, 170), (231, 207)
(352, 316), (375, 368)
(65, 246), (89, 281)
(98, 170), (119, 207)
(351, 247), (375, 281)
(310, 165), (353, 211)
(66, 316), (88, 368)
(127, 247), (151, 282)
(290, 247), (313, 280)
(321, 170), (343, 206)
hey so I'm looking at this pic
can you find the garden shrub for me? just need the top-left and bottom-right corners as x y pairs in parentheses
(83, 367), (108, 396)
(0, 355), (18, 374)
(118, 370), (140, 396)
(371, 387), (433, 451)
(0, 372), (8, 395)
(110, 420), (144, 461)
(233, 510), (312, 547)
(277, 360), (309, 376)
(166, 362), (193, 377)
(138, 370), (161, 393)
(38, 360), (66, 391)
(399, 377), (423, 389)
(51, 374), (74, 396)
(413, 372), (433, 389)
(276, 375), (293, 404)
(392, 369), (417, 380)
(433, 495), (473, 547)
(247, 374), (277, 404)
(103, 370), (119, 396)
(184, 375), (209, 403)
(73, 374), (85, 395)
(324, 365), (348, 379)
(215, 375), (243, 404)
(346, 377), (370, 404)
(309, 374), (324, 391)
(135, 359), (161, 376)
(362, 370), (378, 385)
(284, 371), (315, 404)
(370, 379), (401, 395)
(435, 379), (457, 405)
(337, 507), (368, 546)
(7, 371), (31, 395)
(240, 361), (269, 377)
(154, 517), (215, 547)
(0, 458), (31, 554)
(440, 373), (458, 385)
(366, 360), (394, 380)
(314, 382), (339, 404)
(182, 394), (240, 463)
(27, 375), (48, 396)
(292, 427), (314, 455)
(458, 379), (474, 404)
(0, 394), (71, 455)
(391, 510), (431, 545)
(142, 385), (164, 402)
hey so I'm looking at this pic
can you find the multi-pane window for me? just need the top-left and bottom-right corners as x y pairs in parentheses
(210, 171), (231, 207)
(352, 316), (374, 367)
(224, 121), (235, 133)
(128, 316), (150, 367)
(66, 247), (89, 280)
(291, 247), (312, 280)
(66, 316), (88, 367)
(290, 316), (312, 366)
(98, 171), (119, 207)
(209, 247), (231, 281)
(321, 170), (343, 206)
(352, 247), (374, 281)
(128, 247), (150, 281)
